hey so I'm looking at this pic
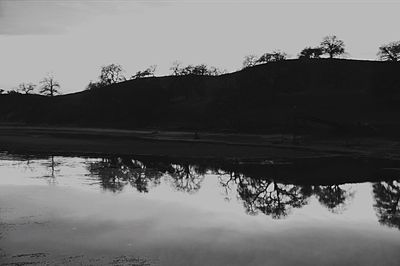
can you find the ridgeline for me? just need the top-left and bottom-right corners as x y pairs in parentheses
(2, 59), (400, 136)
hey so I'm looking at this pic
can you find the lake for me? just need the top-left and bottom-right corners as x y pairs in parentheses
(1, 152), (400, 265)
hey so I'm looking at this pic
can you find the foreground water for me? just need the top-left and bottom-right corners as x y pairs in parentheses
(0, 152), (400, 265)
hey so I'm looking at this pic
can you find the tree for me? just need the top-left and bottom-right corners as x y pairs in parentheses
(7, 89), (20, 95)
(99, 63), (125, 85)
(18, 82), (36, 94)
(170, 62), (224, 76)
(298, 47), (323, 59)
(257, 50), (287, 64)
(39, 74), (60, 96)
(85, 81), (104, 91)
(191, 64), (208, 75)
(131, 65), (157, 79)
(170, 61), (182, 75)
(242, 55), (258, 69)
(378, 41), (400, 61)
(208, 66), (227, 76)
(320, 35), (345, 58)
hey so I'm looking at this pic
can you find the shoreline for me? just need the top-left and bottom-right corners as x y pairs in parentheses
(0, 125), (399, 161)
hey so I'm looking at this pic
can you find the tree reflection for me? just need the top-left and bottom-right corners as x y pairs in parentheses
(167, 164), (205, 194)
(219, 171), (355, 218)
(42, 155), (61, 185)
(219, 172), (310, 219)
(86, 156), (357, 218)
(88, 157), (162, 193)
(314, 185), (354, 213)
(87, 157), (206, 194)
(240, 179), (310, 218)
(373, 179), (400, 230)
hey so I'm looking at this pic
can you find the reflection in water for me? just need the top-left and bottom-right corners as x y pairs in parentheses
(167, 164), (205, 194)
(1, 152), (399, 229)
(373, 179), (400, 230)
(1, 153), (400, 265)
(219, 172), (310, 218)
(88, 157), (162, 193)
(86, 156), (356, 220)
(314, 185), (354, 213)
(88, 157), (207, 194)
(44, 156), (61, 180)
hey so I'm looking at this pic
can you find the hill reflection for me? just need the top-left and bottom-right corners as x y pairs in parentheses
(2, 152), (399, 228)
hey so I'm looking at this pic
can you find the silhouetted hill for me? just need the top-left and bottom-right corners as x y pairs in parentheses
(2, 59), (400, 136)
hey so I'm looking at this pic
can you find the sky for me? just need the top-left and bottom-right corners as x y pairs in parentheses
(1, 0), (400, 93)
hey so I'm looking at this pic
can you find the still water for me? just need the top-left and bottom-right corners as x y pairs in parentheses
(0, 152), (400, 265)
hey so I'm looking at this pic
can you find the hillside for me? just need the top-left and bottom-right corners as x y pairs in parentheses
(1, 59), (400, 136)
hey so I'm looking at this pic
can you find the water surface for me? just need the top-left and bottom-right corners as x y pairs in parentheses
(1, 153), (400, 265)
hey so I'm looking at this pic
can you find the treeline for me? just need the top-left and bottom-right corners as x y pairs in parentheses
(1, 35), (400, 96)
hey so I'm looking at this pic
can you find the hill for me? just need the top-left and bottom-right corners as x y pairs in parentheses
(1, 59), (400, 136)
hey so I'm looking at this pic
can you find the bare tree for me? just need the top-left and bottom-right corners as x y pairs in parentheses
(18, 82), (36, 94)
(170, 61), (182, 75)
(99, 63), (125, 85)
(378, 41), (400, 61)
(320, 35), (345, 58)
(131, 65), (157, 79)
(39, 75), (60, 96)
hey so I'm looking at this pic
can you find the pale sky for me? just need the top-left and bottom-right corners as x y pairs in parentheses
(1, 0), (399, 93)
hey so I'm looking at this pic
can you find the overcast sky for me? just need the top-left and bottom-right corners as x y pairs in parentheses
(1, 0), (399, 93)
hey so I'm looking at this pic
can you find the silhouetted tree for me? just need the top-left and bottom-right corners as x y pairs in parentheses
(170, 61), (182, 75)
(298, 47), (323, 59)
(39, 74), (60, 96)
(131, 65), (157, 79)
(320, 35), (345, 58)
(208, 66), (227, 76)
(191, 64), (208, 75)
(170, 62), (224, 76)
(373, 180), (400, 230)
(85, 80), (104, 90)
(7, 89), (20, 95)
(257, 50), (287, 63)
(18, 82), (36, 94)
(99, 63), (125, 85)
(242, 55), (258, 69)
(377, 41), (400, 61)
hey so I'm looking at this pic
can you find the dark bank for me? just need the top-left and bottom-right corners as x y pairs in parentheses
(1, 59), (400, 136)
